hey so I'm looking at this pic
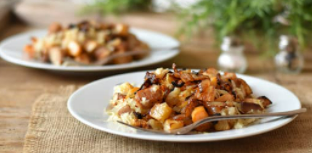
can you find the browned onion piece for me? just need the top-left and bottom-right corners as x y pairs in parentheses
(182, 97), (199, 117)
(172, 114), (186, 120)
(180, 72), (195, 83)
(118, 105), (131, 116)
(206, 106), (224, 115)
(258, 96), (272, 108)
(238, 102), (263, 114)
(204, 101), (226, 107)
(192, 74), (210, 81)
(238, 78), (253, 95)
(145, 72), (159, 84)
(117, 93), (126, 100)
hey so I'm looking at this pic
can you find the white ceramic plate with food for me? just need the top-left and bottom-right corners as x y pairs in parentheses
(0, 28), (179, 72)
(67, 71), (301, 142)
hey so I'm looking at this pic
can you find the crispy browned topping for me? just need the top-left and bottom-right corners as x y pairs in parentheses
(108, 64), (272, 132)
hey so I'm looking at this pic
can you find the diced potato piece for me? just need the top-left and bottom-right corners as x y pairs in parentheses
(173, 101), (188, 113)
(221, 107), (238, 116)
(148, 119), (163, 130)
(191, 106), (211, 131)
(215, 120), (231, 131)
(126, 87), (139, 99)
(108, 38), (122, 48)
(120, 112), (136, 125)
(164, 119), (184, 132)
(114, 82), (134, 95)
(74, 53), (91, 64)
(179, 88), (193, 101)
(220, 107), (239, 127)
(113, 24), (129, 36)
(68, 41), (82, 57)
(95, 47), (111, 60)
(150, 103), (172, 123)
(162, 73), (174, 89)
(48, 47), (63, 65)
(133, 119), (148, 128)
(154, 68), (169, 79)
(84, 40), (98, 53)
(234, 118), (256, 129)
(165, 87), (181, 106)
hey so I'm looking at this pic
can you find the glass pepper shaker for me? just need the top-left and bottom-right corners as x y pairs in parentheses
(218, 36), (247, 73)
(275, 35), (304, 74)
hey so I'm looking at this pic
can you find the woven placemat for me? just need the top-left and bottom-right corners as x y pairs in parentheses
(23, 85), (312, 153)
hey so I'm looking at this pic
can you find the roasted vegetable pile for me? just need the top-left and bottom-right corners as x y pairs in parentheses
(107, 64), (272, 132)
(24, 21), (149, 66)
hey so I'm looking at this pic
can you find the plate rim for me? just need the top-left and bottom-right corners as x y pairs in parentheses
(0, 28), (180, 72)
(67, 70), (301, 142)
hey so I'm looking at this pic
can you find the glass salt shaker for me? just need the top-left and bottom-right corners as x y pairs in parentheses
(218, 36), (247, 73)
(275, 35), (304, 74)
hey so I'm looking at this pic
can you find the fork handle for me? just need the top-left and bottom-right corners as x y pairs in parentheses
(196, 108), (306, 127)
(176, 108), (306, 134)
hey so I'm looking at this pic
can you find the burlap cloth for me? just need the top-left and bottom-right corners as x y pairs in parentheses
(23, 84), (312, 153)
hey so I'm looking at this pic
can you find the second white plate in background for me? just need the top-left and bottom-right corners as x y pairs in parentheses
(0, 28), (180, 72)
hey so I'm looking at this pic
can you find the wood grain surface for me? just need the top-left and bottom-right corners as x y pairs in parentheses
(0, 20), (312, 153)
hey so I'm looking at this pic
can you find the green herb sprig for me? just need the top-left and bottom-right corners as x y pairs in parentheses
(177, 0), (312, 54)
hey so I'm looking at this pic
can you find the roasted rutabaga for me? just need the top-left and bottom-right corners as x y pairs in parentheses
(107, 64), (272, 132)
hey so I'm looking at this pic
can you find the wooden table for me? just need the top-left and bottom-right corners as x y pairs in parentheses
(1, 22), (312, 153)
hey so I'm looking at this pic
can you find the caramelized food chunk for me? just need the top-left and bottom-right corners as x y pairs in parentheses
(48, 47), (63, 65)
(107, 64), (272, 133)
(191, 106), (211, 131)
(258, 96), (272, 108)
(164, 119), (184, 132)
(150, 103), (173, 123)
(24, 21), (150, 66)
(135, 85), (163, 108)
(238, 102), (263, 114)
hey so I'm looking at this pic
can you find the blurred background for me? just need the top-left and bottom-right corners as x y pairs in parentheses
(1, 0), (312, 73)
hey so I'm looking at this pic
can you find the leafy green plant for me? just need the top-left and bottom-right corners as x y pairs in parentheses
(81, 0), (152, 15)
(177, 0), (312, 54)
(81, 0), (312, 54)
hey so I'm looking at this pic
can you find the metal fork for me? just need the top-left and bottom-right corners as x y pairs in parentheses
(117, 108), (306, 135)
(61, 46), (180, 66)
(94, 46), (180, 65)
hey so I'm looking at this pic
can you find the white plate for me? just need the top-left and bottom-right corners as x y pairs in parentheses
(67, 71), (301, 142)
(0, 28), (179, 72)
